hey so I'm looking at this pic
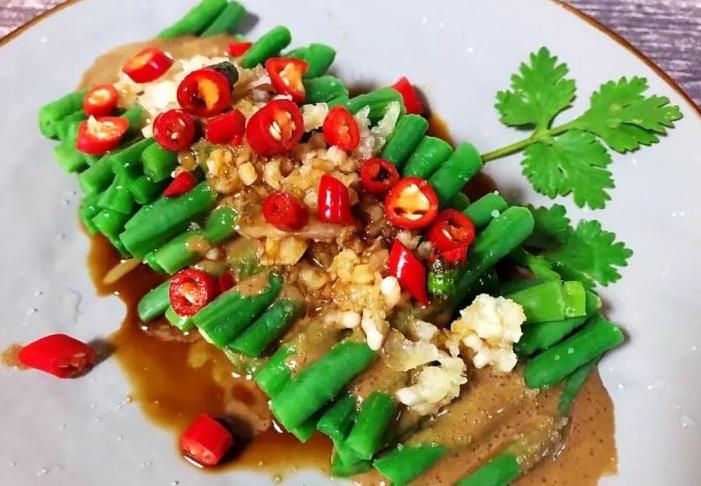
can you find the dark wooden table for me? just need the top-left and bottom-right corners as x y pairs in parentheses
(2, 0), (699, 107)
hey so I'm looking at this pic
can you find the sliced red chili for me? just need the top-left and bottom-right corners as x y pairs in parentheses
(388, 241), (429, 305)
(180, 414), (234, 467)
(427, 209), (476, 253)
(18, 334), (95, 379)
(359, 158), (400, 195)
(153, 109), (196, 152)
(163, 171), (197, 198)
(318, 174), (355, 225)
(75, 116), (129, 155)
(169, 268), (217, 317)
(227, 41), (252, 57)
(264, 57), (308, 103)
(122, 48), (174, 83)
(263, 191), (309, 232)
(83, 84), (119, 117)
(204, 109), (246, 145)
(391, 76), (424, 115)
(439, 246), (469, 265)
(217, 272), (236, 293)
(246, 99), (304, 156)
(384, 177), (439, 230)
(322, 106), (360, 151)
(177, 68), (232, 117)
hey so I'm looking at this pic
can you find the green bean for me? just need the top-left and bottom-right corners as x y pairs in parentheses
(505, 280), (586, 324)
(516, 290), (601, 356)
(158, 0), (227, 38)
(285, 46), (308, 59)
(143, 251), (166, 273)
(124, 174), (167, 205)
(427, 258), (461, 297)
(316, 395), (358, 442)
(288, 44), (336, 78)
(55, 111), (86, 142)
(151, 206), (238, 274)
(79, 193), (102, 235)
(347, 87), (405, 124)
(137, 279), (171, 322)
(121, 105), (145, 134)
(227, 238), (263, 279)
(241, 26), (292, 69)
(119, 182), (216, 258)
(428, 142), (482, 206)
(374, 444), (446, 486)
(507, 247), (561, 281)
(380, 115), (429, 167)
(402, 136), (453, 179)
(454, 451), (521, 486)
(303, 76), (349, 105)
(38, 91), (85, 139)
(270, 340), (375, 430)
(464, 193), (509, 229)
(289, 415), (320, 443)
(328, 95), (349, 108)
(254, 344), (294, 397)
(200, 1), (246, 36)
(111, 138), (154, 177)
(92, 209), (130, 253)
(524, 315), (624, 389)
(344, 392), (397, 461)
(54, 142), (87, 174)
(165, 305), (195, 331)
(448, 192), (470, 211)
(97, 176), (135, 215)
(194, 272), (283, 347)
(229, 299), (303, 357)
(79, 156), (113, 194)
(142, 143), (178, 182)
(451, 207), (534, 306)
(558, 361), (597, 416)
(331, 452), (372, 477)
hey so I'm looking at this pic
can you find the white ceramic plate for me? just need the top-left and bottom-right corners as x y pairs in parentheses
(1, 0), (700, 484)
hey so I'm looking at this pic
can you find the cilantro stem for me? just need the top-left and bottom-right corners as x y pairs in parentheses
(480, 121), (576, 162)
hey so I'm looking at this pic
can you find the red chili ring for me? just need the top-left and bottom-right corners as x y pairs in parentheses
(359, 157), (400, 195)
(153, 109), (197, 152)
(122, 48), (174, 84)
(263, 191), (310, 232)
(204, 109), (246, 145)
(177, 68), (232, 117)
(18, 334), (95, 379)
(169, 268), (217, 317)
(75, 116), (129, 155)
(246, 99), (304, 157)
(384, 177), (439, 230)
(83, 84), (119, 117)
(323, 106), (360, 152)
(264, 57), (308, 103)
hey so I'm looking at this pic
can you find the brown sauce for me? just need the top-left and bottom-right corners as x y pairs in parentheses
(72, 38), (617, 484)
(1, 344), (26, 369)
(89, 234), (331, 476)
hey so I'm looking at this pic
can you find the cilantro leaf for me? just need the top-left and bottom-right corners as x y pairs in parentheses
(496, 47), (576, 131)
(527, 204), (633, 288)
(522, 130), (614, 209)
(526, 204), (571, 249)
(575, 76), (683, 152)
(545, 220), (633, 288)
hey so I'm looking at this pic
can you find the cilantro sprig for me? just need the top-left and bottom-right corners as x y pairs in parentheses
(526, 205), (633, 288)
(483, 47), (683, 209)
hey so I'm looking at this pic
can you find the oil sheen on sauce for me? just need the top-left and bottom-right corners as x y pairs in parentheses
(76, 37), (617, 484)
